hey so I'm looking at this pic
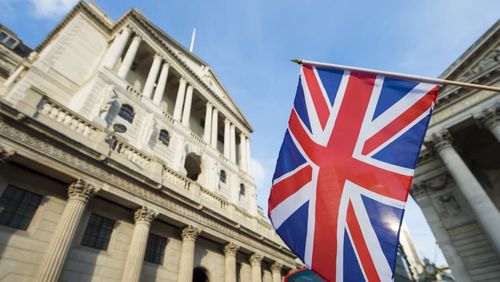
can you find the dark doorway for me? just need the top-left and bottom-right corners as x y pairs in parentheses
(184, 153), (201, 181)
(193, 267), (209, 282)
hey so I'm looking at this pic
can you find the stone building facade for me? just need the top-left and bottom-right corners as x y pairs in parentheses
(0, 2), (297, 281)
(412, 20), (500, 282)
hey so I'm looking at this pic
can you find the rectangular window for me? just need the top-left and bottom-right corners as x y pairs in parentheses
(81, 213), (115, 250)
(0, 185), (42, 230)
(144, 233), (167, 264)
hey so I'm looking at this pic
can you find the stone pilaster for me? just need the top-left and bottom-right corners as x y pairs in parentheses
(121, 207), (158, 282)
(181, 85), (194, 127)
(477, 105), (500, 142)
(250, 253), (263, 282)
(152, 62), (170, 105)
(177, 226), (201, 282)
(246, 136), (251, 172)
(203, 103), (213, 143)
(142, 54), (162, 99)
(36, 180), (97, 282)
(118, 35), (141, 78)
(271, 262), (282, 282)
(426, 131), (500, 254)
(224, 243), (239, 282)
(173, 78), (187, 121)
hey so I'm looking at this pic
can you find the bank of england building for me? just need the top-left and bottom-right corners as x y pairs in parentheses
(0, 2), (297, 281)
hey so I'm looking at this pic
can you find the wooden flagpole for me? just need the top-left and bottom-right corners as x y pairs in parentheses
(291, 59), (500, 92)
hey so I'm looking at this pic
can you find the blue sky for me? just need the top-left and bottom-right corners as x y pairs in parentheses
(2, 0), (499, 268)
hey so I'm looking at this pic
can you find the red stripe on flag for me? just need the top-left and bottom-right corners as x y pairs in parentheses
(347, 202), (381, 282)
(269, 165), (313, 211)
(302, 65), (330, 130)
(362, 86), (439, 155)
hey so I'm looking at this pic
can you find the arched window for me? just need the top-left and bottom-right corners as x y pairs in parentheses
(118, 104), (135, 123)
(239, 184), (246, 200)
(158, 129), (170, 146)
(219, 170), (226, 184)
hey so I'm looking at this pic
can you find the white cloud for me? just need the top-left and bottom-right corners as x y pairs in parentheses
(250, 157), (266, 190)
(30, 0), (78, 18)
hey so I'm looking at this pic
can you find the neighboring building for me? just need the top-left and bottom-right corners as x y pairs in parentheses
(0, 24), (31, 84)
(0, 2), (297, 281)
(412, 20), (500, 282)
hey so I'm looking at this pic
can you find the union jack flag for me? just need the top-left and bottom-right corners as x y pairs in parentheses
(268, 64), (440, 282)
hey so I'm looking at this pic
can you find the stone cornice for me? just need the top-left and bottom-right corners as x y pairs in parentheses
(0, 113), (296, 265)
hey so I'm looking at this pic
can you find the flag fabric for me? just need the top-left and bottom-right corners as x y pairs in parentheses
(268, 64), (440, 282)
(284, 268), (324, 282)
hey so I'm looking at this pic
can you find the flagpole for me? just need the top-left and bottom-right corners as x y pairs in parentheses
(291, 59), (500, 92)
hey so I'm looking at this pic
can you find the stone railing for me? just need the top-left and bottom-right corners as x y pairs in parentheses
(113, 140), (152, 169)
(126, 84), (142, 99)
(200, 186), (230, 211)
(39, 99), (99, 139)
(190, 132), (206, 146)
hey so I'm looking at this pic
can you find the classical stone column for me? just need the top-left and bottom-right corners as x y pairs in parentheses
(118, 35), (141, 79)
(152, 62), (170, 105)
(250, 253), (263, 282)
(230, 124), (236, 163)
(211, 109), (219, 148)
(173, 78), (187, 121)
(428, 131), (500, 253)
(271, 262), (282, 282)
(224, 243), (239, 282)
(246, 136), (251, 171)
(36, 180), (97, 282)
(239, 133), (247, 171)
(181, 85), (194, 127)
(203, 103), (213, 143)
(177, 226), (201, 282)
(121, 207), (157, 282)
(413, 185), (472, 281)
(102, 27), (132, 69)
(224, 119), (231, 158)
(3, 64), (25, 87)
(142, 54), (162, 99)
(478, 106), (500, 142)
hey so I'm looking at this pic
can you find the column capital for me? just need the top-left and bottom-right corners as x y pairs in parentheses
(477, 105), (500, 129)
(68, 179), (97, 202)
(224, 118), (231, 124)
(153, 53), (162, 60)
(223, 242), (240, 256)
(249, 253), (263, 266)
(181, 226), (200, 241)
(271, 262), (282, 273)
(206, 101), (213, 108)
(0, 145), (15, 163)
(133, 206), (158, 225)
(132, 34), (142, 41)
(425, 131), (453, 152)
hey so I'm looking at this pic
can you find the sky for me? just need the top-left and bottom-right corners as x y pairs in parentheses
(2, 0), (500, 268)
